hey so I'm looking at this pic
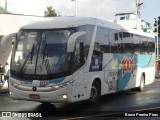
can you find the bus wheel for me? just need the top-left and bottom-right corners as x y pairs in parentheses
(86, 81), (101, 104)
(137, 75), (145, 91)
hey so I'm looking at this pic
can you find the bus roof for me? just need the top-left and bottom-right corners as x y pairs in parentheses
(21, 17), (154, 38)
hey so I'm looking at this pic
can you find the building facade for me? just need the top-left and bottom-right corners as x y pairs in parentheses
(115, 12), (154, 35)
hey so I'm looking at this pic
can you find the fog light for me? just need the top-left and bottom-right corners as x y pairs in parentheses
(63, 95), (67, 99)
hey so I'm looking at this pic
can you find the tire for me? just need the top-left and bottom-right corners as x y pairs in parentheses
(86, 81), (101, 104)
(137, 75), (145, 91)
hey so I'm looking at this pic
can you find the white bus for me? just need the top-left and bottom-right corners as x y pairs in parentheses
(1, 17), (155, 104)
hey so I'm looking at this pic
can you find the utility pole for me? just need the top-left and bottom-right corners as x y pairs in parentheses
(5, 0), (7, 12)
(136, 0), (143, 18)
(154, 18), (159, 61)
(135, 0), (143, 29)
(71, 0), (77, 16)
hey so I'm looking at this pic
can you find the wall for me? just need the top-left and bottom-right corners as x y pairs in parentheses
(0, 13), (42, 67)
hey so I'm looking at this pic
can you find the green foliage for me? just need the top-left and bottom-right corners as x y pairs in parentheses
(45, 6), (57, 17)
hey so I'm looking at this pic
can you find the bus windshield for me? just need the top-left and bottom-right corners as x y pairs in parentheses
(11, 29), (74, 77)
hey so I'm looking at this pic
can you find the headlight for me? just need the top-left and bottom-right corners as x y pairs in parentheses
(51, 80), (75, 90)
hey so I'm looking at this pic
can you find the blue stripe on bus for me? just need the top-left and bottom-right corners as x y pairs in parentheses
(48, 77), (64, 84)
(114, 54), (152, 91)
(135, 55), (151, 68)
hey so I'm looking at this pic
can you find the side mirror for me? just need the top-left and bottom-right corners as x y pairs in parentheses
(67, 31), (86, 52)
(1, 33), (17, 53)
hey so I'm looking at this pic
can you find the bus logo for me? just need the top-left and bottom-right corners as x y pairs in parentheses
(121, 57), (134, 77)
(91, 59), (100, 70)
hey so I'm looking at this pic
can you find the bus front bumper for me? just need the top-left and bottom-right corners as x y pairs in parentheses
(9, 84), (71, 103)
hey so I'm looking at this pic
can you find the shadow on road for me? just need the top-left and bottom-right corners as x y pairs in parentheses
(32, 91), (141, 118)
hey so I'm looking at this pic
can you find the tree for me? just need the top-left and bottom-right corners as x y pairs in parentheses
(45, 6), (57, 17)
(154, 16), (160, 37)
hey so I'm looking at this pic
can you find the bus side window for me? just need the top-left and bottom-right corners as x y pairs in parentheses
(109, 29), (119, 53)
(76, 25), (94, 61)
(74, 43), (80, 63)
(142, 38), (149, 54)
(122, 32), (132, 54)
(140, 35), (148, 54)
(72, 42), (85, 72)
(148, 41), (155, 54)
(119, 32), (123, 40)
(95, 26), (109, 53)
(132, 34), (141, 54)
(114, 33), (118, 41)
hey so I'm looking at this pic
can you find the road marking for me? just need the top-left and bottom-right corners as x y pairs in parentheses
(59, 111), (125, 120)
(136, 97), (151, 100)
(130, 106), (160, 112)
(60, 106), (160, 120)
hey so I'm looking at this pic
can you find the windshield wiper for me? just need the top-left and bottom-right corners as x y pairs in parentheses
(30, 44), (34, 64)
(41, 43), (51, 74)
(43, 58), (51, 74)
(19, 44), (35, 74)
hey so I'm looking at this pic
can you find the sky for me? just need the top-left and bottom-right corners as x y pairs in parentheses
(0, 0), (159, 24)
(0, 0), (45, 16)
(45, 0), (160, 24)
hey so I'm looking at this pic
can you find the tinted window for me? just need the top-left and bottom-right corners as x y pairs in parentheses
(109, 29), (119, 53)
(121, 32), (132, 54)
(94, 27), (109, 53)
(76, 25), (94, 60)
(94, 27), (155, 55)
(132, 34), (142, 54)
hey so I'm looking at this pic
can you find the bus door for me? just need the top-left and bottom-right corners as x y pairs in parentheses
(71, 42), (86, 102)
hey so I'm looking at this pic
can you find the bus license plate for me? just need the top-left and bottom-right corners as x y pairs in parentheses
(29, 94), (40, 99)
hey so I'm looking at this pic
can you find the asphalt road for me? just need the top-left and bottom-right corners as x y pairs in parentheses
(0, 79), (160, 120)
